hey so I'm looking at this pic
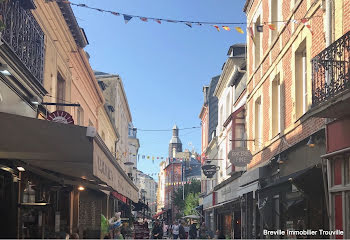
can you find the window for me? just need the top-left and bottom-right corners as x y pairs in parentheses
(272, 74), (281, 137)
(77, 107), (84, 126)
(235, 124), (245, 148)
(254, 16), (261, 69)
(226, 93), (231, 120)
(57, 73), (66, 111)
(295, 40), (308, 119)
(270, 0), (279, 42)
(254, 97), (262, 149)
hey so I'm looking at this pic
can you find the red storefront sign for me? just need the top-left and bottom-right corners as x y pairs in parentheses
(47, 110), (74, 124)
(112, 192), (127, 204)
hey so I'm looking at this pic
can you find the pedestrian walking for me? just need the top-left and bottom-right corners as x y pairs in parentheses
(199, 222), (208, 239)
(151, 220), (163, 239)
(179, 221), (186, 239)
(189, 223), (197, 239)
(172, 221), (180, 239)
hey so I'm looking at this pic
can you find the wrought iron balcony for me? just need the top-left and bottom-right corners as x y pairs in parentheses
(0, 0), (44, 83)
(312, 31), (350, 106)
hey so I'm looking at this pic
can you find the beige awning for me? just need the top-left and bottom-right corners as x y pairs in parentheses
(0, 112), (138, 202)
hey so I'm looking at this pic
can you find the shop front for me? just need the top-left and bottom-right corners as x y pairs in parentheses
(322, 118), (350, 239)
(203, 192), (214, 233)
(258, 135), (328, 239)
(0, 112), (138, 238)
(238, 165), (269, 239)
(212, 173), (242, 239)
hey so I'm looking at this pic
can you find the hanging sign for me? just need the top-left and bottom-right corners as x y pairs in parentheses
(47, 110), (74, 124)
(228, 147), (253, 167)
(202, 164), (219, 178)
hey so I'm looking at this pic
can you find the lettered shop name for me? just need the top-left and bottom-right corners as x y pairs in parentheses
(97, 157), (114, 182)
(263, 229), (344, 236)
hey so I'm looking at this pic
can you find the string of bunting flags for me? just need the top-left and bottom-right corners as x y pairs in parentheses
(58, 0), (320, 34)
(137, 155), (204, 164)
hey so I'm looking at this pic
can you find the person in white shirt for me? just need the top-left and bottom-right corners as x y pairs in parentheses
(172, 221), (180, 239)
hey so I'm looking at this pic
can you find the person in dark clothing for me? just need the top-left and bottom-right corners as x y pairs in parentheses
(189, 223), (197, 239)
(152, 220), (163, 239)
(179, 221), (186, 239)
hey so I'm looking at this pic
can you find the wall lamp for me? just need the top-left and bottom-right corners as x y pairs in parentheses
(306, 136), (315, 148)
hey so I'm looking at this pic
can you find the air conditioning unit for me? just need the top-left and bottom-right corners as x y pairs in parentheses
(86, 126), (97, 138)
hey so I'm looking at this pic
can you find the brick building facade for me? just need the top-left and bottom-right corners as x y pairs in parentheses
(243, 0), (330, 237)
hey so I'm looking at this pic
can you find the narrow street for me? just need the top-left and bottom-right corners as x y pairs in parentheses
(0, 0), (349, 239)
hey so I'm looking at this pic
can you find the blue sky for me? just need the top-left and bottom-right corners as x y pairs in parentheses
(72, 0), (247, 179)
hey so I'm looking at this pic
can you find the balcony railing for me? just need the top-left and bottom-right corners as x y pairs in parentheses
(0, 0), (44, 83)
(312, 31), (350, 106)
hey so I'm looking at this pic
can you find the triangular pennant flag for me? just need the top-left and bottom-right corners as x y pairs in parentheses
(291, 19), (299, 24)
(166, 20), (177, 23)
(140, 17), (148, 22)
(222, 26), (230, 31)
(185, 23), (192, 28)
(147, 156), (150, 159)
(142, 155), (145, 159)
(197, 22), (202, 26)
(96, 8), (104, 12)
(268, 24), (276, 30)
(213, 25), (220, 31)
(123, 15), (132, 24)
(256, 25), (264, 32)
(235, 27), (244, 34)
(161, 157), (164, 159)
(155, 19), (162, 24)
(301, 18), (308, 24)
(305, 23), (313, 35)
(111, 12), (120, 16)
(77, 4), (87, 7)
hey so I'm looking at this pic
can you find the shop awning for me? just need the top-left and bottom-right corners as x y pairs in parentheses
(258, 166), (323, 197)
(153, 210), (166, 219)
(237, 181), (259, 196)
(0, 112), (138, 202)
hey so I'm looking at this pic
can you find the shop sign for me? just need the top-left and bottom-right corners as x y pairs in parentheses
(203, 193), (213, 209)
(93, 141), (138, 202)
(112, 191), (127, 204)
(202, 164), (218, 178)
(217, 180), (240, 204)
(47, 110), (74, 124)
(228, 148), (253, 167)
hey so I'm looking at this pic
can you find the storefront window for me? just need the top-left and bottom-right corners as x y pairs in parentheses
(332, 158), (343, 186)
(334, 194), (343, 238)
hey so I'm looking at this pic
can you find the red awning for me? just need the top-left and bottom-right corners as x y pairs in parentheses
(112, 191), (127, 204)
(152, 210), (166, 219)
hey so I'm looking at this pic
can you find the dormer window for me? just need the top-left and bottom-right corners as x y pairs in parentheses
(98, 81), (106, 91)
(107, 105), (115, 112)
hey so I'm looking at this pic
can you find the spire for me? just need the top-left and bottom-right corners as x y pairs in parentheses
(172, 124), (179, 137)
(169, 124), (182, 158)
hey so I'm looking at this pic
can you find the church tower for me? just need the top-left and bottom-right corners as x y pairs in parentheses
(168, 125), (182, 158)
